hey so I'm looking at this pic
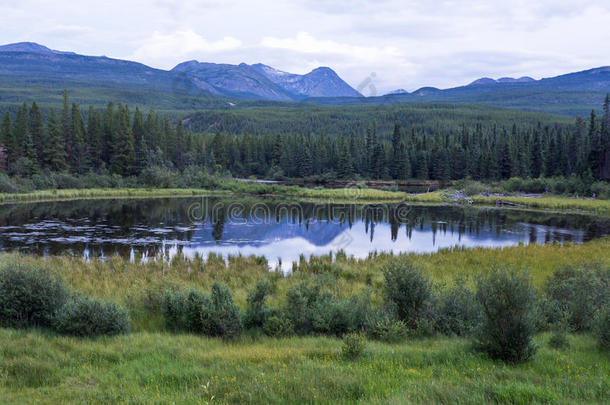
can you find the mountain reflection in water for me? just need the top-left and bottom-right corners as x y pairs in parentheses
(0, 197), (607, 271)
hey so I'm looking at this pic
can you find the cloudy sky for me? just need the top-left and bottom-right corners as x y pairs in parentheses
(2, 0), (609, 94)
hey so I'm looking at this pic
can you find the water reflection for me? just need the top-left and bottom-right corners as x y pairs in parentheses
(0, 197), (607, 271)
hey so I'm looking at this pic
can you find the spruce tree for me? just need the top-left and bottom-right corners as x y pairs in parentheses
(43, 109), (68, 171)
(70, 103), (88, 173)
(29, 102), (44, 163)
(110, 104), (136, 176)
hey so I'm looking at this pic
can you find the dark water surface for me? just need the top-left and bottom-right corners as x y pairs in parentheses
(0, 197), (607, 270)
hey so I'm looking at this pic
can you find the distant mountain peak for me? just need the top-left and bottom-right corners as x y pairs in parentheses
(0, 42), (75, 55)
(385, 89), (409, 95)
(469, 76), (535, 86)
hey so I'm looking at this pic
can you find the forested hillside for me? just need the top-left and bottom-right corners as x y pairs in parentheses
(1, 92), (608, 185)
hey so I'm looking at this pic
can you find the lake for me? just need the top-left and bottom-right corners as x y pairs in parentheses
(0, 196), (607, 270)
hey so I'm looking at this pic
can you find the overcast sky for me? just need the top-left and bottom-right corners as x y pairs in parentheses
(2, 0), (609, 95)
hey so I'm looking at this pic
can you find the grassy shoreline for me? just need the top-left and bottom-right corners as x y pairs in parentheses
(2, 238), (609, 331)
(0, 239), (608, 403)
(404, 190), (610, 214)
(0, 185), (405, 204)
(2, 184), (610, 214)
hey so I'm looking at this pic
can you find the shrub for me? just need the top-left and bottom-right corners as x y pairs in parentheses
(383, 261), (432, 330)
(593, 306), (610, 350)
(311, 294), (348, 335)
(162, 284), (242, 339)
(284, 282), (322, 334)
(54, 295), (130, 337)
(548, 329), (569, 350)
(368, 317), (408, 343)
(475, 269), (539, 363)
(545, 265), (609, 331)
(263, 310), (294, 337)
(162, 290), (188, 331)
(547, 313), (570, 349)
(437, 281), (482, 336)
(243, 279), (272, 329)
(185, 289), (213, 333)
(0, 265), (69, 329)
(591, 181), (610, 199)
(341, 332), (366, 360)
(463, 180), (488, 196)
(208, 282), (242, 339)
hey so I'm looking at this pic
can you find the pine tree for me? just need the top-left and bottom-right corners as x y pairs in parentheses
(13, 103), (29, 159)
(531, 125), (543, 178)
(29, 102), (44, 163)
(70, 103), (88, 173)
(0, 112), (12, 170)
(61, 90), (72, 163)
(337, 138), (354, 179)
(110, 104), (136, 176)
(390, 123), (403, 179)
(43, 109), (67, 171)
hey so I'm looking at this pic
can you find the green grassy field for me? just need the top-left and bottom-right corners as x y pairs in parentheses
(0, 329), (607, 404)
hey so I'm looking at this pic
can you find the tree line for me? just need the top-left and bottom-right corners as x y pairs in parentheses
(0, 91), (200, 176)
(1, 92), (609, 182)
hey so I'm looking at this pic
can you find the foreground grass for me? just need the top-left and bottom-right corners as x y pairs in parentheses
(0, 240), (608, 403)
(0, 329), (607, 404)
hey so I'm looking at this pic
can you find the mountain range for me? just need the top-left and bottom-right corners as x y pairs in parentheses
(0, 42), (361, 101)
(0, 41), (609, 115)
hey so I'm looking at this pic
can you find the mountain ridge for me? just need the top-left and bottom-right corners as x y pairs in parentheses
(0, 42), (360, 101)
(0, 42), (609, 115)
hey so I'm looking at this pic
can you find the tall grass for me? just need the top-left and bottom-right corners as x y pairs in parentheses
(2, 239), (608, 331)
(0, 330), (606, 404)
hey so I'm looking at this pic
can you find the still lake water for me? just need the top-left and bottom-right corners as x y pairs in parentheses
(0, 197), (608, 270)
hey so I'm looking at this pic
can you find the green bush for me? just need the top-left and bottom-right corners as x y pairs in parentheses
(341, 332), (366, 360)
(263, 310), (294, 337)
(162, 284), (242, 339)
(208, 282), (242, 339)
(545, 265), (609, 331)
(54, 295), (130, 337)
(437, 282), (482, 336)
(284, 282), (322, 334)
(162, 290), (188, 331)
(463, 180), (488, 196)
(474, 269), (539, 363)
(0, 265), (69, 329)
(368, 317), (408, 343)
(243, 279), (272, 329)
(593, 306), (610, 350)
(0, 172), (22, 193)
(383, 261), (432, 330)
(547, 313), (570, 349)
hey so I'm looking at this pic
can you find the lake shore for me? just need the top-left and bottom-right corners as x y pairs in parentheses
(1, 183), (610, 214)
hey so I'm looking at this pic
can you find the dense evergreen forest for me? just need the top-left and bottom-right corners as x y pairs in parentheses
(0, 92), (609, 186)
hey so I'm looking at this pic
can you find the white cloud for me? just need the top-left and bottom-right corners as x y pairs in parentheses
(262, 32), (400, 60)
(131, 30), (242, 69)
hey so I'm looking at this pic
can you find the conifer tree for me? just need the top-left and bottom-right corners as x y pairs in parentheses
(43, 109), (67, 171)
